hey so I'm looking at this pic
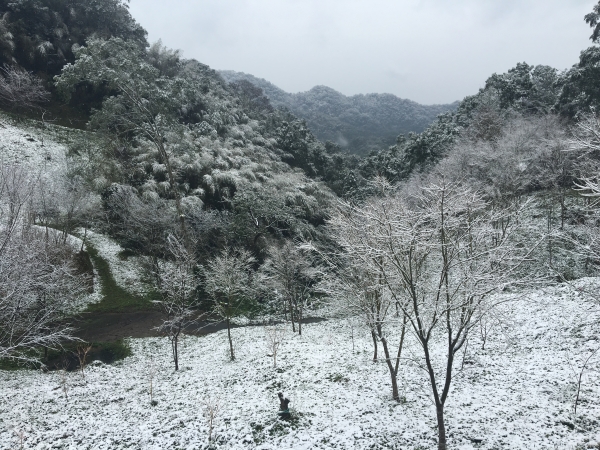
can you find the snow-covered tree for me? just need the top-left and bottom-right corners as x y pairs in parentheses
(0, 164), (88, 365)
(154, 234), (198, 371)
(260, 242), (319, 335)
(329, 177), (536, 450)
(55, 38), (199, 240)
(0, 64), (49, 110)
(101, 184), (176, 278)
(203, 247), (256, 361)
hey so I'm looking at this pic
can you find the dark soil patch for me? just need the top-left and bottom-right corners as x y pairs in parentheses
(73, 311), (165, 342)
(72, 311), (238, 342)
(72, 310), (326, 343)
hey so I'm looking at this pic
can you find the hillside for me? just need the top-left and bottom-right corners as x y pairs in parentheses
(2, 278), (599, 449)
(5, 2), (600, 450)
(219, 70), (458, 155)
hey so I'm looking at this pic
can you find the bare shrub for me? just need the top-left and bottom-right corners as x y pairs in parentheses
(202, 396), (220, 444)
(569, 344), (600, 424)
(147, 357), (157, 406)
(12, 429), (26, 450)
(58, 360), (69, 401)
(0, 64), (49, 110)
(264, 325), (283, 368)
(73, 344), (92, 381)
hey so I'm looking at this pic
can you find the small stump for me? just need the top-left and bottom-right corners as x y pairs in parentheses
(278, 392), (290, 420)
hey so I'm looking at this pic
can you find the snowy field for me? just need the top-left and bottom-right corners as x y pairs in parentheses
(1, 280), (600, 449)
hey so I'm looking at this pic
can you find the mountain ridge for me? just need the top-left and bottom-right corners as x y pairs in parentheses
(219, 70), (459, 155)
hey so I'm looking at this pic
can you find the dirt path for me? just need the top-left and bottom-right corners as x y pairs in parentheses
(73, 311), (325, 342)
(72, 311), (241, 342)
(73, 311), (165, 342)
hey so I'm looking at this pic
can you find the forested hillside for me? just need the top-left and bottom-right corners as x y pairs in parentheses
(220, 70), (458, 155)
(3, 1), (600, 449)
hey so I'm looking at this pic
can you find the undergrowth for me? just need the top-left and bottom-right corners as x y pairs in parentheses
(0, 340), (132, 371)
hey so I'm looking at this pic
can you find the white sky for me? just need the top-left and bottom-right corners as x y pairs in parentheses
(128, 0), (595, 105)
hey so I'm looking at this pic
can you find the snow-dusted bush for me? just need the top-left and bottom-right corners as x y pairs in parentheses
(0, 164), (89, 364)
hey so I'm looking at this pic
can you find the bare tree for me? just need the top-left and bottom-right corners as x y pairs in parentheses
(0, 64), (49, 111)
(264, 324), (283, 368)
(329, 177), (536, 450)
(562, 111), (600, 277)
(154, 234), (198, 371)
(570, 110), (600, 155)
(316, 245), (407, 401)
(203, 247), (255, 361)
(73, 344), (92, 381)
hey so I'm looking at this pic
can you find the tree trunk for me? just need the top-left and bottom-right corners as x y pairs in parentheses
(80, 226), (87, 252)
(423, 338), (452, 450)
(227, 317), (235, 361)
(152, 256), (161, 287)
(158, 142), (187, 240)
(560, 188), (565, 230)
(289, 298), (296, 333)
(436, 403), (447, 450)
(394, 313), (407, 375)
(298, 303), (303, 336)
(371, 329), (378, 362)
(172, 335), (179, 371)
(380, 336), (399, 401)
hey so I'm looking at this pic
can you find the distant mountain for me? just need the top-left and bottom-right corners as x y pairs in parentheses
(219, 70), (459, 156)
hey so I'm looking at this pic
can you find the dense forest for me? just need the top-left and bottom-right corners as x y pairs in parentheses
(2, 1), (600, 449)
(219, 70), (458, 156)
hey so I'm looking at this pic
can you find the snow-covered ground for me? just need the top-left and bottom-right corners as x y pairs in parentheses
(0, 115), (70, 171)
(0, 113), (150, 304)
(83, 229), (151, 297)
(1, 113), (599, 447)
(1, 280), (599, 449)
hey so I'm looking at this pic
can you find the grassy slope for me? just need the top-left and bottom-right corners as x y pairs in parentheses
(84, 243), (155, 313)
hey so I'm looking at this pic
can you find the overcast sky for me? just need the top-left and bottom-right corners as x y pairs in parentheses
(128, 0), (595, 105)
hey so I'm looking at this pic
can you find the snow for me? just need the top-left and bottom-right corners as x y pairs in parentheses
(0, 115), (69, 172)
(1, 280), (599, 449)
(1, 112), (599, 448)
(83, 229), (151, 297)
